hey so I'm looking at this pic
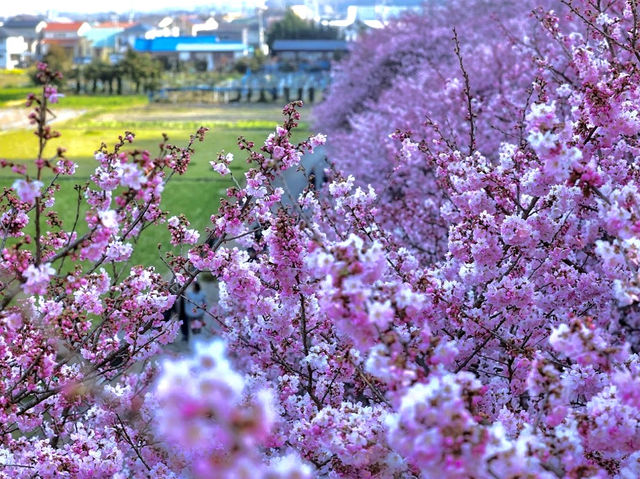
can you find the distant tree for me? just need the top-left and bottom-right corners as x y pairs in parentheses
(68, 66), (84, 93)
(266, 9), (341, 51)
(99, 63), (116, 94)
(69, 61), (130, 96)
(121, 50), (162, 93)
(233, 49), (268, 74)
(84, 60), (108, 94)
(113, 62), (126, 95)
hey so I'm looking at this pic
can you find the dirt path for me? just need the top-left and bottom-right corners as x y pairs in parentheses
(0, 108), (86, 131)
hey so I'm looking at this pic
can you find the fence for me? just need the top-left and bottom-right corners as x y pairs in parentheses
(153, 71), (330, 104)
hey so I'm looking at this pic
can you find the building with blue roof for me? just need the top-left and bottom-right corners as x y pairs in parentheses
(134, 35), (249, 71)
(85, 27), (121, 60)
(83, 22), (147, 63)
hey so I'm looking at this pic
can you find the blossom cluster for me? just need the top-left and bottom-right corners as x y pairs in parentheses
(3, 1), (640, 477)
(154, 340), (311, 478)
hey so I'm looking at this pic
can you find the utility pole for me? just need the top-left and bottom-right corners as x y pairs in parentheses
(257, 5), (268, 55)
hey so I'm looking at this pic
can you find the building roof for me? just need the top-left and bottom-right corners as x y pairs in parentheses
(228, 15), (259, 27)
(4, 16), (44, 29)
(123, 23), (150, 34)
(272, 40), (349, 52)
(85, 27), (121, 48)
(134, 35), (246, 53)
(44, 22), (85, 32)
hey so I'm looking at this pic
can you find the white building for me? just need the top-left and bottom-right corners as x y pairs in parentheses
(0, 28), (29, 69)
(2, 17), (47, 63)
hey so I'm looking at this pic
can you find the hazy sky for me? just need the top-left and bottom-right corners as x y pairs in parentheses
(1, 0), (267, 16)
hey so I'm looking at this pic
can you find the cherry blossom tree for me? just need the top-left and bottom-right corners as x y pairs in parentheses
(2, 0), (640, 477)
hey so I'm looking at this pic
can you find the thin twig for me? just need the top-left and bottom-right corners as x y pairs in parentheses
(453, 27), (476, 154)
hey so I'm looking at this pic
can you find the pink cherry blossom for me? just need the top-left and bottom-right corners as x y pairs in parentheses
(12, 179), (43, 204)
(22, 262), (55, 295)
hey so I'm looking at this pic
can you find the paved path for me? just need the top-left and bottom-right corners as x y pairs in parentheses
(0, 108), (85, 131)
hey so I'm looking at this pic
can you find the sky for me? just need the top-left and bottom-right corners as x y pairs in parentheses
(1, 0), (267, 17)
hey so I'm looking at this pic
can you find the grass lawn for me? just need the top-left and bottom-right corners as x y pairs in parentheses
(55, 94), (149, 109)
(0, 91), (149, 109)
(0, 101), (312, 272)
(0, 70), (30, 89)
(0, 87), (38, 105)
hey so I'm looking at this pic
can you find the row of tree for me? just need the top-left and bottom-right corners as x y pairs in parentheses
(36, 46), (163, 94)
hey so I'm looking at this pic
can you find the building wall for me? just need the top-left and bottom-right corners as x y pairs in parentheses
(45, 31), (77, 39)
(0, 40), (7, 69)
(41, 38), (91, 64)
(0, 36), (28, 69)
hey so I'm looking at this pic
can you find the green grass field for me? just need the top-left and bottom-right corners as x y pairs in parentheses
(0, 91), (149, 109)
(56, 94), (149, 109)
(0, 70), (30, 89)
(0, 100), (312, 271)
(0, 87), (38, 105)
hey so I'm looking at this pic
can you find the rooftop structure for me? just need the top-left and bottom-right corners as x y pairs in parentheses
(134, 35), (249, 71)
(134, 35), (247, 54)
(271, 39), (348, 52)
(44, 22), (90, 34)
